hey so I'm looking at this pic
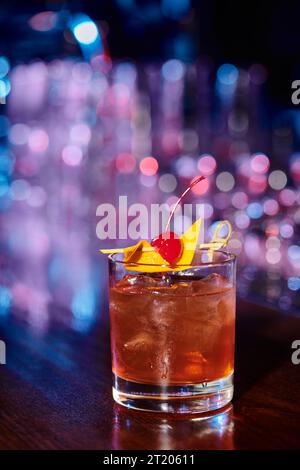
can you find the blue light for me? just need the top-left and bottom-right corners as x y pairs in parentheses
(217, 64), (239, 86)
(287, 277), (300, 291)
(71, 286), (97, 332)
(0, 175), (9, 196)
(0, 286), (11, 316)
(48, 256), (65, 282)
(162, 59), (185, 82)
(0, 116), (9, 137)
(115, 62), (137, 85)
(0, 57), (9, 79)
(69, 14), (103, 60)
(247, 202), (263, 219)
(162, 0), (190, 19)
(0, 152), (14, 175)
(0, 78), (11, 99)
(292, 112), (300, 138)
(288, 245), (300, 262)
(173, 34), (194, 62)
(207, 221), (223, 240)
(210, 410), (229, 431)
(0, 194), (11, 211)
(73, 20), (99, 45)
(116, 0), (134, 9)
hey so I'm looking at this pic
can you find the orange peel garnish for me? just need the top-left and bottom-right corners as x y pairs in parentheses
(100, 218), (232, 272)
(199, 220), (232, 258)
(100, 217), (202, 272)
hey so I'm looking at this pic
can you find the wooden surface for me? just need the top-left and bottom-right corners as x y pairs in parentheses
(0, 298), (300, 450)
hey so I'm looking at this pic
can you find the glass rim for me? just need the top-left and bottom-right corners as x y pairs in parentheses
(108, 248), (236, 268)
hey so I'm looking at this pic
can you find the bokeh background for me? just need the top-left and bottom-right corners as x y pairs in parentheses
(0, 0), (300, 337)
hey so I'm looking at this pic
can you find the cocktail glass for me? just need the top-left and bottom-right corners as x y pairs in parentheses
(108, 248), (236, 413)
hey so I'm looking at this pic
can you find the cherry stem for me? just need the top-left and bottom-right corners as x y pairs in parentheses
(164, 175), (206, 233)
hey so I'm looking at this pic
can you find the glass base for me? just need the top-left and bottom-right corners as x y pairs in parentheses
(112, 373), (233, 414)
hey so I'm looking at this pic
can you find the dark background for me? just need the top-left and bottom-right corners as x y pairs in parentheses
(0, 1), (299, 104)
(0, 0), (300, 451)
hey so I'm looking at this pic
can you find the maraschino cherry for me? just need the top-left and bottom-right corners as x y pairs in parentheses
(151, 176), (205, 264)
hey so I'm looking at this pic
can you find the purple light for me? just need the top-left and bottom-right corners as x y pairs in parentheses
(266, 248), (281, 265)
(288, 245), (300, 269)
(72, 62), (92, 83)
(175, 155), (196, 178)
(162, 129), (180, 155)
(162, 59), (185, 82)
(234, 211), (250, 229)
(244, 235), (261, 260)
(27, 186), (47, 208)
(279, 222), (294, 239)
(28, 129), (49, 153)
(197, 154), (217, 176)
(9, 123), (30, 145)
(279, 188), (296, 206)
(115, 153), (136, 174)
(232, 191), (248, 209)
(266, 236), (281, 250)
(249, 64), (268, 85)
(290, 156), (300, 183)
(181, 129), (199, 152)
(29, 11), (57, 32)
(263, 198), (279, 216)
(10, 179), (31, 201)
(62, 145), (83, 166)
(158, 173), (177, 193)
(203, 203), (214, 219)
(139, 174), (157, 188)
(248, 174), (267, 194)
(70, 123), (91, 146)
(250, 153), (270, 174)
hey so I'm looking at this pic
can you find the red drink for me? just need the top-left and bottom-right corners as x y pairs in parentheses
(110, 272), (235, 385)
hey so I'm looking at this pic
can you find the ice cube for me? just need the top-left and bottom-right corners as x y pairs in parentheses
(124, 332), (154, 352)
(118, 273), (171, 288)
(189, 273), (231, 295)
(158, 347), (172, 380)
(117, 274), (142, 286)
(149, 298), (179, 329)
(204, 272), (231, 287)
